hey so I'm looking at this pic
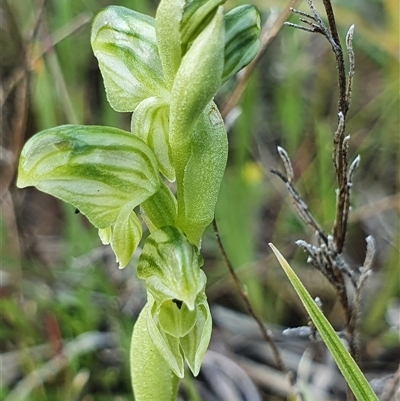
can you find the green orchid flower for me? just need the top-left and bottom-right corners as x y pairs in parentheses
(17, 125), (160, 268)
(17, 1), (261, 399)
(132, 226), (211, 380)
(92, 1), (261, 245)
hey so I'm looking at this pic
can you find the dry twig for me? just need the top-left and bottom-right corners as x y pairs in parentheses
(272, 3), (375, 381)
(212, 219), (303, 400)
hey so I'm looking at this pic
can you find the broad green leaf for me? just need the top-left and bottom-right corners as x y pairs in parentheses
(155, 0), (184, 87)
(17, 125), (160, 231)
(131, 96), (174, 181)
(91, 6), (169, 112)
(269, 244), (379, 401)
(141, 181), (177, 232)
(176, 102), (228, 245)
(137, 226), (205, 308)
(169, 7), (224, 177)
(180, 0), (226, 53)
(131, 305), (179, 401)
(222, 5), (261, 83)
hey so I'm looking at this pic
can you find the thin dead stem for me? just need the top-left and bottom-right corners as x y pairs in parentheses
(275, 3), (375, 377)
(212, 219), (303, 398)
(381, 365), (400, 401)
(285, 0), (357, 253)
(271, 147), (327, 242)
(0, 11), (92, 108)
(348, 236), (375, 361)
(212, 220), (287, 372)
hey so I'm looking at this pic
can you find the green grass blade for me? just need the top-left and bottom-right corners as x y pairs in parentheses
(269, 243), (379, 401)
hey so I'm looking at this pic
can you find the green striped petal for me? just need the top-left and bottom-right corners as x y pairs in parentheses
(17, 125), (160, 232)
(97, 206), (142, 268)
(131, 97), (174, 181)
(222, 5), (261, 83)
(137, 226), (205, 308)
(91, 6), (168, 112)
(180, 0), (225, 53)
(110, 206), (143, 268)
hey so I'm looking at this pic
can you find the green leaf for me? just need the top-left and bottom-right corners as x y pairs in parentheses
(155, 0), (184, 87)
(269, 243), (379, 401)
(131, 96), (174, 181)
(169, 7), (224, 177)
(222, 5), (261, 83)
(17, 125), (160, 260)
(131, 305), (179, 401)
(176, 102), (228, 245)
(91, 6), (169, 112)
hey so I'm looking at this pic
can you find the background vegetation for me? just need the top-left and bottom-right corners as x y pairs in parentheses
(1, 0), (399, 400)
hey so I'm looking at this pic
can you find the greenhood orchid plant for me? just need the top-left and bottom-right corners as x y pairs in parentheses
(17, 0), (260, 399)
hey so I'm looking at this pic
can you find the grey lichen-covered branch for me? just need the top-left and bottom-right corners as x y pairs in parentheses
(272, 0), (375, 371)
(285, 0), (357, 253)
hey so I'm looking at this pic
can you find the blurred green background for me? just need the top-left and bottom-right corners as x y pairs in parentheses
(1, 0), (399, 400)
